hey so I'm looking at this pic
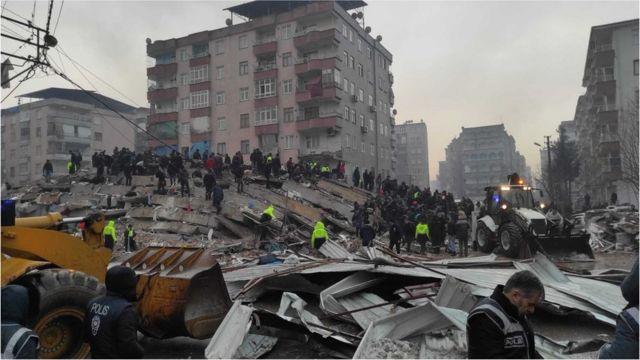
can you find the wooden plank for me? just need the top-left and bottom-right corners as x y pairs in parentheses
(317, 179), (367, 204)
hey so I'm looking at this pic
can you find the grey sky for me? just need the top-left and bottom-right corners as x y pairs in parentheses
(2, 0), (637, 180)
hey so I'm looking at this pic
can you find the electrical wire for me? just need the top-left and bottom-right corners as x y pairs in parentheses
(52, 0), (62, 35)
(1, 4), (31, 22)
(1, 63), (36, 102)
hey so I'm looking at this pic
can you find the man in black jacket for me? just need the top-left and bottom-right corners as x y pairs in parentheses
(1, 285), (39, 359)
(467, 270), (544, 359)
(203, 170), (215, 200)
(84, 266), (144, 359)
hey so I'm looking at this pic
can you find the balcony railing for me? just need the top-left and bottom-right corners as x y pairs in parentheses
(255, 63), (277, 72)
(254, 36), (276, 46)
(148, 81), (177, 91)
(593, 43), (613, 53)
(595, 103), (616, 113)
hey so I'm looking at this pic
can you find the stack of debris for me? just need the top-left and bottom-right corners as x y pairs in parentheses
(584, 206), (639, 252)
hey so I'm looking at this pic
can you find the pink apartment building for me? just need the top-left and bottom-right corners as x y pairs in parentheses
(146, 0), (397, 177)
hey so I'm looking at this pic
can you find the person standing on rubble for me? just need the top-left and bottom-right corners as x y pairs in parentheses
(103, 220), (117, 250)
(231, 152), (244, 193)
(124, 162), (133, 186)
(455, 210), (470, 257)
(402, 215), (415, 252)
(43, 159), (54, 182)
(389, 219), (402, 254)
(203, 169), (215, 200)
(155, 169), (166, 194)
(67, 158), (76, 175)
(264, 153), (273, 189)
(352, 166), (360, 188)
(467, 270), (544, 359)
(415, 216), (430, 254)
(311, 221), (328, 251)
(598, 257), (638, 359)
(123, 224), (136, 252)
(258, 204), (275, 245)
(179, 170), (190, 197)
(360, 219), (375, 247)
(212, 182), (224, 215)
(84, 266), (144, 358)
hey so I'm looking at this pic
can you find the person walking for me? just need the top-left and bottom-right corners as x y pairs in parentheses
(467, 270), (544, 358)
(389, 219), (403, 254)
(103, 220), (117, 250)
(1, 285), (39, 359)
(84, 266), (144, 358)
(203, 170), (215, 200)
(455, 210), (470, 257)
(212, 183), (224, 215)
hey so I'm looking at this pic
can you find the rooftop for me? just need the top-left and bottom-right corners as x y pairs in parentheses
(226, 0), (366, 20)
(17, 87), (138, 113)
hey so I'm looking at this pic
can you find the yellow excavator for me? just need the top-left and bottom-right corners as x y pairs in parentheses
(1, 200), (231, 358)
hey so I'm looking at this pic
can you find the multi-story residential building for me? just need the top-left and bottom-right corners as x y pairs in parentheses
(394, 120), (429, 188)
(1, 87), (147, 184)
(438, 124), (529, 199)
(574, 19), (639, 206)
(145, 0), (396, 177)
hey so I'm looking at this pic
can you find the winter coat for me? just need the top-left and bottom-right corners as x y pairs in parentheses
(1, 285), (38, 359)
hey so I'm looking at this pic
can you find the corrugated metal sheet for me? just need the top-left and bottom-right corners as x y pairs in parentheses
(434, 276), (480, 312)
(423, 253), (513, 267)
(339, 292), (395, 330)
(319, 239), (357, 259)
(205, 301), (253, 359)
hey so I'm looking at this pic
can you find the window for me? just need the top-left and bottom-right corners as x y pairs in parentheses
(218, 117), (227, 130)
(192, 116), (210, 133)
(282, 52), (292, 67)
(358, 88), (364, 102)
(283, 79), (293, 95)
(342, 24), (348, 37)
(216, 91), (226, 105)
(281, 24), (293, 40)
(283, 107), (294, 123)
(180, 49), (188, 61)
(284, 135), (294, 149)
(343, 51), (348, 65)
(214, 39), (225, 55)
(370, 144), (374, 155)
(359, 114), (365, 127)
(343, 78), (349, 92)
(357, 38), (362, 52)
(36, 127), (41, 137)
(240, 87), (249, 102)
(304, 106), (319, 120)
(239, 35), (249, 49)
(350, 109), (356, 123)
(9, 167), (14, 177)
(190, 65), (209, 84)
(368, 94), (373, 106)
(369, 119), (374, 130)
(306, 135), (320, 148)
(94, 132), (102, 141)
(358, 63), (363, 77)
(361, 141), (365, 153)
(350, 81), (355, 96)
(180, 73), (189, 85)
(343, 134), (350, 149)
(634, 59), (639, 76)
(349, 56), (354, 69)
(35, 145), (42, 155)
(380, 123), (384, 135)
(20, 127), (30, 139)
(181, 122), (191, 135)
(255, 78), (276, 98)
(367, 46), (372, 60)
(241, 140), (250, 154)
(216, 66), (224, 80)
(190, 90), (209, 108)
(217, 142), (227, 154)
(344, 106), (350, 120)
(239, 61), (249, 75)
(192, 43), (208, 58)
(181, 97), (190, 110)
(240, 113), (250, 128)
(348, 29), (353, 42)
(255, 107), (278, 125)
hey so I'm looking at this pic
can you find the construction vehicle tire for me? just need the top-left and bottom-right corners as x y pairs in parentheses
(24, 269), (105, 359)
(499, 223), (523, 258)
(476, 222), (495, 253)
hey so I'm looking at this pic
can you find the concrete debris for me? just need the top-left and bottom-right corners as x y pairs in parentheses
(362, 338), (419, 359)
(584, 207), (638, 252)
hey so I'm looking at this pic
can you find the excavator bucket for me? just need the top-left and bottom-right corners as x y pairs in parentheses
(115, 246), (232, 339)
(530, 233), (594, 261)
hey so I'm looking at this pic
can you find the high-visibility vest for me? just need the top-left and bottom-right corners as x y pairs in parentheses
(263, 205), (275, 219)
(126, 228), (134, 238)
(67, 161), (75, 171)
(311, 222), (328, 248)
(415, 223), (429, 239)
(103, 221), (117, 240)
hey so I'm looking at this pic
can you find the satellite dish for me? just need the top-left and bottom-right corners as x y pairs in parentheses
(225, 18), (232, 26)
(351, 12), (358, 19)
(365, 26), (371, 33)
(376, 35), (382, 42)
(146, 38), (152, 45)
(357, 12), (364, 19)
(393, 109), (397, 115)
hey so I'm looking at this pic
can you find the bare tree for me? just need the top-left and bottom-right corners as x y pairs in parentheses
(617, 96), (639, 195)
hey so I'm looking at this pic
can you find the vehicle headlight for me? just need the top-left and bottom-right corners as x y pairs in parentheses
(501, 204), (508, 210)
(540, 203), (546, 209)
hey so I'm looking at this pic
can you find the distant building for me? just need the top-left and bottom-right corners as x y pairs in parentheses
(145, 0), (396, 177)
(574, 19), (639, 206)
(394, 120), (429, 188)
(438, 124), (529, 199)
(1, 87), (147, 184)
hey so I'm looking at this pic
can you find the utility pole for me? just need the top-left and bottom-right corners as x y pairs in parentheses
(544, 135), (553, 203)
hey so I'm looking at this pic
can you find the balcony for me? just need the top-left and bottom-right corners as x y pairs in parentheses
(189, 54), (210, 67)
(191, 131), (211, 143)
(593, 43), (613, 54)
(254, 96), (278, 109)
(189, 80), (211, 92)
(253, 38), (277, 57)
(148, 112), (178, 125)
(147, 87), (178, 103)
(295, 85), (339, 104)
(147, 62), (177, 79)
(296, 113), (341, 132)
(293, 28), (340, 51)
(254, 64), (278, 81)
(595, 103), (616, 113)
(254, 123), (278, 136)
(294, 57), (337, 76)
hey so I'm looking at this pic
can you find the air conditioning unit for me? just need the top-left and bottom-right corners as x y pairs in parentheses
(369, 106), (376, 113)
(351, 95), (358, 103)
(360, 126), (368, 134)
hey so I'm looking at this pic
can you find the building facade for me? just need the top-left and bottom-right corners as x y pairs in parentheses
(145, 0), (396, 177)
(1, 88), (147, 184)
(438, 124), (529, 200)
(394, 120), (429, 188)
(574, 19), (639, 206)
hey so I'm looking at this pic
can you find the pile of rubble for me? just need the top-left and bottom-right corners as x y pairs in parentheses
(583, 206), (639, 252)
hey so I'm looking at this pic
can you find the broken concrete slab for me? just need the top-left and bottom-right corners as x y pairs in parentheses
(205, 301), (254, 359)
(96, 184), (133, 196)
(127, 207), (155, 220)
(317, 179), (367, 205)
(149, 222), (198, 235)
(132, 175), (156, 187)
(36, 192), (61, 205)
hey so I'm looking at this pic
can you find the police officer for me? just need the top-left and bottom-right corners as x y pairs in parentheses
(123, 224), (136, 253)
(310, 221), (328, 250)
(103, 220), (117, 250)
(467, 270), (544, 358)
(258, 204), (275, 245)
(1, 285), (39, 359)
(84, 266), (144, 358)
(415, 216), (430, 254)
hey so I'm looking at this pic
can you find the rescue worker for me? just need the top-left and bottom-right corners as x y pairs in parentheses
(598, 257), (638, 358)
(359, 219), (375, 248)
(123, 224), (136, 253)
(320, 164), (331, 178)
(1, 285), (39, 359)
(467, 270), (544, 358)
(264, 154), (273, 189)
(310, 221), (328, 250)
(258, 204), (275, 244)
(84, 266), (144, 358)
(103, 220), (117, 250)
(389, 219), (403, 254)
(67, 159), (76, 175)
(455, 210), (470, 257)
(212, 183), (224, 215)
(415, 216), (430, 254)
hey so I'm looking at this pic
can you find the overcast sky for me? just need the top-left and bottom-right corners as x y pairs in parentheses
(2, 0), (637, 180)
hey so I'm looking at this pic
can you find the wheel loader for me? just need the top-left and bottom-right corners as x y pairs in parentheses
(1, 200), (231, 358)
(472, 175), (593, 260)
